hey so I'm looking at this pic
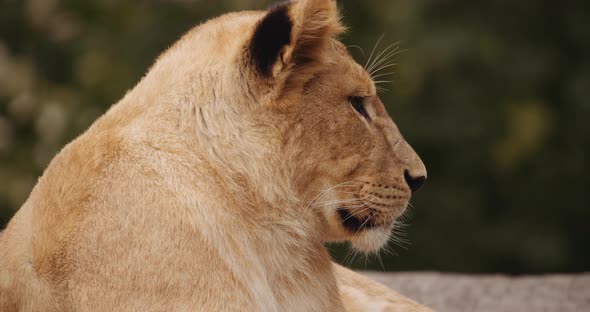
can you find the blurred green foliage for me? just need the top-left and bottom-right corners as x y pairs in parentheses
(0, 0), (588, 274)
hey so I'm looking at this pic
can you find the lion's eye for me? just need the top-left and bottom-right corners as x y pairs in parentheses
(348, 96), (370, 120)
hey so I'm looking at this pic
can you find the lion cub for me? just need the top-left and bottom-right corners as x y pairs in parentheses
(0, 0), (431, 311)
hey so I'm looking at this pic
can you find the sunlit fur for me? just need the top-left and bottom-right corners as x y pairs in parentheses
(0, 0), (429, 311)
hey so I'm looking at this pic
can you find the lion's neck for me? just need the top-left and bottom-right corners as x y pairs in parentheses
(184, 129), (339, 307)
(187, 172), (339, 309)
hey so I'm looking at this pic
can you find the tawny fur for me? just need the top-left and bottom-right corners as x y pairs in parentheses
(0, 0), (430, 311)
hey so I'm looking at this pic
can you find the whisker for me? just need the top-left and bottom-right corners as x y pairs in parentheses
(376, 250), (386, 271)
(316, 190), (361, 196)
(313, 197), (362, 207)
(389, 234), (410, 248)
(367, 43), (400, 75)
(376, 85), (390, 93)
(348, 249), (361, 267)
(398, 209), (413, 223)
(297, 181), (365, 220)
(364, 34), (385, 70)
(333, 203), (367, 210)
(303, 181), (359, 205)
(311, 202), (366, 213)
(369, 47), (405, 74)
(367, 46), (401, 76)
(340, 206), (372, 223)
(347, 44), (366, 59)
(370, 71), (396, 80)
(369, 47), (401, 68)
(366, 43), (398, 73)
(382, 241), (400, 256)
(370, 62), (399, 77)
(352, 211), (376, 237)
(342, 249), (353, 266)
(335, 203), (369, 211)
(343, 247), (360, 267)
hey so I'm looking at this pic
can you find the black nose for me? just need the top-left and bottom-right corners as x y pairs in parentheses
(404, 170), (426, 193)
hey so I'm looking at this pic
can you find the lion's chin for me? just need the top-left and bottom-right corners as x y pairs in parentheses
(349, 226), (393, 253)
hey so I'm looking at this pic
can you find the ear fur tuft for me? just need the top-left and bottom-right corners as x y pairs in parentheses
(287, 0), (345, 65)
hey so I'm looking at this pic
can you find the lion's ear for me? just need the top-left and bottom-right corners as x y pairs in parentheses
(249, 0), (344, 78)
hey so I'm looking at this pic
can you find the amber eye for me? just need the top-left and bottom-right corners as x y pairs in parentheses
(348, 96), (370, 120)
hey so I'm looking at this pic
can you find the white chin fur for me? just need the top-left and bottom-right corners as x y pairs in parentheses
(350, 226), (392, 253)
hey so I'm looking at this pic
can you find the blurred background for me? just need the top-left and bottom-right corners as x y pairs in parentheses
(0, 0), (588, 274)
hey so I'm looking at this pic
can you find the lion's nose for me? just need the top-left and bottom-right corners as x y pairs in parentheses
(404, 169), (426, 193)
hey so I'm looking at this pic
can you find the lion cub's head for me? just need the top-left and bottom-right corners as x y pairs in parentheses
(245, 0), (427, 253)
(157, 0), (426, 253)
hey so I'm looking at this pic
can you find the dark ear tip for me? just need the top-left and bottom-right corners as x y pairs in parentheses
(250, 2), (293, 76)
(268, 0), (292, 10)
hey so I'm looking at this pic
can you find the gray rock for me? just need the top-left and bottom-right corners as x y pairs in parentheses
(363, 272), (590, 312)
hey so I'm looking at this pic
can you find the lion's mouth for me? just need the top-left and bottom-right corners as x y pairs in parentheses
(337, 208), (381, 232)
